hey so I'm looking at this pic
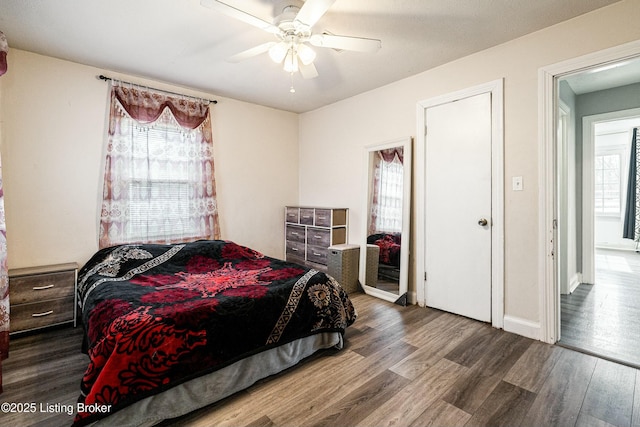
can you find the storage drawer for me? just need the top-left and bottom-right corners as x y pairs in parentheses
(307, 245), (328, 265)
(10, 297), (75, 332)
(9, 270), (75, 305)
(285, 207), (299, 223)
(314, 209), (332, 227)
(286, 225), (306, 243)
(307, 227), (330, 247)
(286, 241), (306, 259)
(299, 208), (314, 225)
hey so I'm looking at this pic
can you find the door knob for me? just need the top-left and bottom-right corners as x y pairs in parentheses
(478, 218), (488, 226)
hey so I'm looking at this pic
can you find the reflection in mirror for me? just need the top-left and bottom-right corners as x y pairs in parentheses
(360, 137), (412, 305)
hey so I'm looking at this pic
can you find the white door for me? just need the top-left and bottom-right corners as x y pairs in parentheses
(425, 92), (492, 322)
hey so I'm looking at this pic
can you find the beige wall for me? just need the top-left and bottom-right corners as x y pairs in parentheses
(298, 0), (640, 328)
(0, 50), (299, 269)
(1, 0), (638, 338)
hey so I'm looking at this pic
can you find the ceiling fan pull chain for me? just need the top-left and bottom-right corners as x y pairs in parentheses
(289, 72), (296, 93)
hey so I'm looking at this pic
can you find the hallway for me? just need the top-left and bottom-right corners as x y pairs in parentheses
(560, 249), (640, 368)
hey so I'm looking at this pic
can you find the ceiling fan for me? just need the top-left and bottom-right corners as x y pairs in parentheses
(200, 0), (382, 79)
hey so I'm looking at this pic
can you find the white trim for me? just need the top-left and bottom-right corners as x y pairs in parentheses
(539, 39), (640, 344)
(415, 79), (504, 328)
(503, 315), (540, 341)
(582, 115), (596, 285)
(557, 100), (571, 295)
(569, 273), (582, 294)
(359, 136), (412, 304)
(582, 109), (640, 283)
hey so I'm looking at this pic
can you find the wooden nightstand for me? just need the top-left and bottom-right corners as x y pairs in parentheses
(8, 263), (78, 334)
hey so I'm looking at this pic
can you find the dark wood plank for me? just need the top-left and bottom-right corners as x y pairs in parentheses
(443, 323), (503, 368)
(465, 380), (536, 427)
(503, 341), (563, 393)
(524, 348), (598, 426)
(442, 331), (532, 413)
(307, 369), (410, 427)
(560, 249), (640, 368)
(410, 399), (471, 427)
(581, 358), (636, 427)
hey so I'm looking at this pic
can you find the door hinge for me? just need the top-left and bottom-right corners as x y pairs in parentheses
(424, 271), (427, 281)
(553, 219), (558, 229)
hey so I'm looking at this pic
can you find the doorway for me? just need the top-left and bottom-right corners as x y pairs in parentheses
(559, 111), (640, 367)
(415, 79), (504, 328)
(540, 39), (640, 366)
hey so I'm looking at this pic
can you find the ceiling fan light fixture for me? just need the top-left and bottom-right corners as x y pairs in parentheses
(297, 43), (316, 65)
(283, 49), (299, 73)
(268, 41), (289, 63)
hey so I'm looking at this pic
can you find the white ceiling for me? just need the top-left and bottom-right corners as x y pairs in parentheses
(0, 0), (626, 113)
(562, 56), (640, 95)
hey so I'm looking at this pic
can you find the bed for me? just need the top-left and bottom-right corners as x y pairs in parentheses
(73, 240), (356, 426)
(367, 233), (401, 281)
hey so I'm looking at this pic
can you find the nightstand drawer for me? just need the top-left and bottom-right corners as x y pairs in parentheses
(299, 208), (314, 225)
(307, 245), (328, 264)
(10, 297), (75, 332)
(286, 240), (306, 258)
(314, 209), (332, 227)
(307, 227), (330, 247)
(285, 207), (299, 223)
(286, 224), (306, 243)
(9, 262), (78, 333)
(10, 270), (75, 305)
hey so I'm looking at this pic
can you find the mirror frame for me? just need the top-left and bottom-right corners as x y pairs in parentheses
(359, 136), (412, 305)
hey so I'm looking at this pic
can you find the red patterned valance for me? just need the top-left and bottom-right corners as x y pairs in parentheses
(378, 147), (404, 164)
(111, 83), (209, 130)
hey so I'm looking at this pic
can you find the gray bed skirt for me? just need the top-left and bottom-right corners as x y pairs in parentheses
(90, 331), (343, 426)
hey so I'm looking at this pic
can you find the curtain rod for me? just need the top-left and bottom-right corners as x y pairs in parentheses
(98, 75), (217, 105)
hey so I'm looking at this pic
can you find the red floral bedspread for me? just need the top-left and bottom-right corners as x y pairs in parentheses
(73, 240), (356, 426)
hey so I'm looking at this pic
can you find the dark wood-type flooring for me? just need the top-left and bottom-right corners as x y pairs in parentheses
(560, 249), (640, 368)
(3, 292), (640, 426)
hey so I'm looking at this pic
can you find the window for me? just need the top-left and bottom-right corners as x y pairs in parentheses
(594, 151), (622, 216)
(370, 148), (404, 234)
(100, 83), (219, 248)
(374, 157), (403, 233)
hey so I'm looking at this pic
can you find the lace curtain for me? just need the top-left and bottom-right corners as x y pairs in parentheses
(0, 30), (9, 394)
(100, 82), (220, 248)
(369, 147), (404, 234)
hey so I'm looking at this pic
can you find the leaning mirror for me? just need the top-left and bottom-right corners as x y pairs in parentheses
(360, 136), (412, 305)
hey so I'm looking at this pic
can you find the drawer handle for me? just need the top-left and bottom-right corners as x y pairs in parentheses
(291, 232), (299, 235)
(313, 252), (322, 256)
(291, 248), (299, 251)
(32, 310), (54, 317)
(318, 216), (327, 220)
(33, 284), (55, 291)
(314, 235), (322, 239)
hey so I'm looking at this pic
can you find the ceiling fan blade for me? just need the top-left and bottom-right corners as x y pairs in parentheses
(309, 33), (382, 53)
(227, 42), (276, 63)
(299, 62), (319, 79)
(294, 0), (336, 29)
(200, 0), (279, 34)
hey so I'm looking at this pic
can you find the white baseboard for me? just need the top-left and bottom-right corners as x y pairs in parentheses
(408, 291), (417, 305)
(569, 273), (582, 294)
(503, 315), (541, 341)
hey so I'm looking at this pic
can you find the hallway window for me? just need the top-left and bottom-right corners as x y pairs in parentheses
(594, 150), (622, 216)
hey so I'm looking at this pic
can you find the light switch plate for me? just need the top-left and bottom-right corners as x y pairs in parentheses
(513, 176), (523, 191)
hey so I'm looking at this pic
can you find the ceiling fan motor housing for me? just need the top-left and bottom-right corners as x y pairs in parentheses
(274, 1), (312, 38)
